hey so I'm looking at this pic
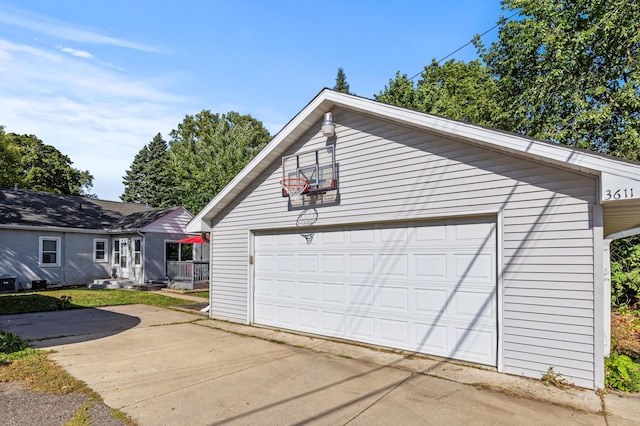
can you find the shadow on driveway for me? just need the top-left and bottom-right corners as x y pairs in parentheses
(0, 306), (141, 346)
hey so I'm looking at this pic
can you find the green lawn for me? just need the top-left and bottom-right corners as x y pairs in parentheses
(0, 289), (194, 315)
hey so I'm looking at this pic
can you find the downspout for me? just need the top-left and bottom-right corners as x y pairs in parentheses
(137, 230), (145, 285)
(603, 225), (640, 356)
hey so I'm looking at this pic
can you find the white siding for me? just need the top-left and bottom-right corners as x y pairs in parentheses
(209, 108), (597, 388)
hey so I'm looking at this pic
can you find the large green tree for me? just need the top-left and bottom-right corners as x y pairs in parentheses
(121, 133), (176, 207)
(167, 110), (271, 213)
(477, 0), (640, 158)
(376, 59), (501, 126)
(0, 126), (21, 187)
(0, 129), (94, 196)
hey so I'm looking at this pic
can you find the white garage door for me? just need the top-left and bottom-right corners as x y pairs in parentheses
(253, 217), (497, 366)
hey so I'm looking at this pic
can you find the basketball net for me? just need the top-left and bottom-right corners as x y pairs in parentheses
(280, 178), (309, 201)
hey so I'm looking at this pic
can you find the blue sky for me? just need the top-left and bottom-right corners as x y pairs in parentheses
(0, 1), (505, 201)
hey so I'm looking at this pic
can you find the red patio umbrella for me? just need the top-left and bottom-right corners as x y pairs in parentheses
(176, 235), (209, 244)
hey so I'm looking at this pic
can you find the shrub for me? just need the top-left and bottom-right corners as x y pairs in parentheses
(605, 353), (640, 393)
(611, 239), (640, 307)
(0, 331), (28, 354)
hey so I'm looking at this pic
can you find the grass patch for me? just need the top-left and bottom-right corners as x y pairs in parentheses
(0, 332), (136, 425)
(189, 291), (209, 299)
(0, 289), (194, 315)
(0, 347), (100, 397)
(64, 402), (93, 426)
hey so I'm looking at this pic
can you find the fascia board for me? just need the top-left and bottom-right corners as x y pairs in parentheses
(0, 224), (110, 234)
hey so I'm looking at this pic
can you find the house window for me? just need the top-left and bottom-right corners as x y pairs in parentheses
(94, 239), (108, 262)
(134, 238), (141, 266)
(113, 240), (120, 265)
(39, 237), (60, 267)
(166, 242), (193, 262)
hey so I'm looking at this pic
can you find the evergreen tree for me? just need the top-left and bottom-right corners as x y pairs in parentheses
(333, 67), (351, 94)
(121, 144), (149, 204)
(122, 133), (176, 207)
(146, 133), (176, 207)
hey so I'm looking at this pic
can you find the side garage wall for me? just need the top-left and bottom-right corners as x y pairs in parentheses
(209, 108), (598, 388)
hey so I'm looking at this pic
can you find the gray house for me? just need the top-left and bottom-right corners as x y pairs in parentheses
(188, 89), (640, 390)
(0, 187), (200, 289)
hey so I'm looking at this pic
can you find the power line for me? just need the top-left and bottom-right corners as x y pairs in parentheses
(408, 11), (520, 82)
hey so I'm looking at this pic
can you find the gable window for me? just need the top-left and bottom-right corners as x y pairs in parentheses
(134, 238), (142, 266)
(94, 239), (108, 262)
(39, 237), (60, 267)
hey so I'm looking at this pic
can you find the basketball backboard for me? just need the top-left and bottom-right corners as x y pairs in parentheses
(282, 146), (336, 197)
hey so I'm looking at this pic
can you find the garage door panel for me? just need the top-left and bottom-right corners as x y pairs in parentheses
(415, 288), (448, 312)
(298, 255), (318, 272)
(276, 255), (295, 272)
(298, 308), (318, 328)
(322, 311), (346, 334)
(276, 280), (295, 298)
(298, 281), (319, 301)
(380, 318), (409, 345)
(454, 291), (496, 318)
(277, 306), (295, 325)
(415, 254), (447, 277)
(349, 254), (375, 275)
(379, 286), (408, 310)
(454, 253), (495, 280)
(322, 282), (344, 304)
(321, 255), (344, 274)
(415, 323), (448, 352)
(380, 254), (409, 276)
(453, 326), (496, 363)
(255, 279), (274, 296)
(349, 284), (375, 306)
(349, 315), (375, 339)
(254, 217), (497, 366)
(416, 224), (447, 242)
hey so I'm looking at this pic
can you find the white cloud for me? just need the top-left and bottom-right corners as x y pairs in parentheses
(0, 5), (161, 52)
(56, 45), (94, 59)
(0, 36), (194, 200)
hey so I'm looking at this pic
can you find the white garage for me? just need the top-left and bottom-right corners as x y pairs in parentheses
(253, 217), (497, 366)
(188, 89), (640, 389)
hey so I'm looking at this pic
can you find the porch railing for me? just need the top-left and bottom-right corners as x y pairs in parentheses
(166, 261), (209, 284)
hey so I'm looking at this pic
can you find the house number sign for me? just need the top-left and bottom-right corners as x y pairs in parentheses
(602, 173), (638, 202)
(604, 188), (634, 200)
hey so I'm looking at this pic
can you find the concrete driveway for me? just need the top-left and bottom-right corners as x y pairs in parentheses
(2, 304), (639, 425)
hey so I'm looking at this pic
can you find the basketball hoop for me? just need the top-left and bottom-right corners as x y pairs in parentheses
(280, 177), (309, 201)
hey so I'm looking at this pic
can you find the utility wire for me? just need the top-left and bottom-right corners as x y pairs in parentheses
(408, 11), (520, 81)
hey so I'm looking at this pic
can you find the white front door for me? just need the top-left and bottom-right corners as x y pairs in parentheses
(253, 217), (498, 366)
(119, 239), (129, 278)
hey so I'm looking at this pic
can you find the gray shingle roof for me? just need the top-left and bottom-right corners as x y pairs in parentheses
(0, 187), (177, 231)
